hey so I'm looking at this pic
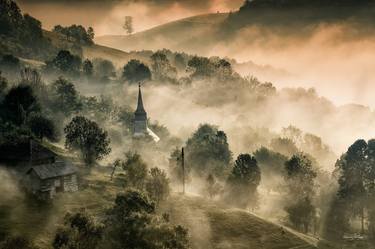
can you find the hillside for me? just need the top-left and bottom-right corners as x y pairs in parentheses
(96, 0), (375, 56)
(162, 195), (334, 249)
(95, 13), (228, 55)
(0, 162), (333, 249)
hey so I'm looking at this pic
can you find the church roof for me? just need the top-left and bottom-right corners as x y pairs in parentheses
(135, 83), (147, 115)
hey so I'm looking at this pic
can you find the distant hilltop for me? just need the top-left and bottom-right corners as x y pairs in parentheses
(240, 0), (375, 9)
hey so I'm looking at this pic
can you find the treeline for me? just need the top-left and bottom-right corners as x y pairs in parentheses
(166, 122), (375, 241)
(0, 0), (55, 59)
(167, 124), (322, 232)
(224, 0), (375, 34)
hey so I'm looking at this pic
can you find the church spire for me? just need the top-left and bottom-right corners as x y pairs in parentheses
(135, 83), (146, 114)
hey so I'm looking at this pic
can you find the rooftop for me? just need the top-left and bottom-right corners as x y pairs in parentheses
(27, 161), (77, 180)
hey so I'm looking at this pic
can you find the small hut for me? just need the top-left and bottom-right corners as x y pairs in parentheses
(26, 161), (78, 199)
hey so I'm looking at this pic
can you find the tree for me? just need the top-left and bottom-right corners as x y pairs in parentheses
(254, 146), (288, 176)
(52, 25), (94, 45)
(21, 14), (43, 43)
(150, 51), (177, 82)
(121, 152), (148, 189)
(49, 77), (81, 115)
(205, 173), (221, 199)
(64, 116), (111, 166)
(53, 212), (103, 249)
(1, 84), (40, 125)
(47, 50), (82, 76)
(93, 58), (116, 82)
(187, 56), (214, 78)
(123, 16), (133, 35)
(145, 167), (170, 205)
(226, 154), (261, 209)
(27, 114), (56, 141)
(185, 124), (232, 177)
(367, 139), (375, 240)
(122, 59), (151, 83)
(87, 27), (95, 40)
(335, 139), (369, 235)
(174, 53), (186, 71)
(82, 59), (93, 77)
(284, 154), (317, 233)
(104, 190), (190, 249)
(270, 137), (299, 157)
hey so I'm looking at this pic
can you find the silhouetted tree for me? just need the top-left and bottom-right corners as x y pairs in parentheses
(1, 84), (39, 125)
(64, 116), (111, 166)
(336, 139), (369, 234)
(53, 25), (94, 45)
(82, 59), (94, 77)
(185, 124), (232, 177)
(53, 212), (103, 249)
(27, 114), (56, 141)
(284, 154), (317, 233)
(49, 77), (81, 115)
(93, 58), (116, 82)
(105, 190), (190, 249)
(122, 59), (151, 83)
(226, 154), (261, 209)
(47, 50), (82, 76)
(145, 167), (170, 205)
(123, 16), (133, 35)
(150, 51), (177, 82)
(254, 146), (288, 176)
(87, 27), (95, 41)
(121, 152), (148, 189)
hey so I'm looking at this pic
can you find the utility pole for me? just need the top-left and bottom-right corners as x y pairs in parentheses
(181, 147), (185, 194)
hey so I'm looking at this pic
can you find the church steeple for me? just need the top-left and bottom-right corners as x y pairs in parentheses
(133, 83), (148, 135)
(135, 83), (146, 115)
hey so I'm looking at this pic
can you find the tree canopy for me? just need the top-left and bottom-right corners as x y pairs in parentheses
(185, 124), (232, 177)
(64, 116), (111, 166)
(226, 154), (261, 209)
(122, 59), (151, 83)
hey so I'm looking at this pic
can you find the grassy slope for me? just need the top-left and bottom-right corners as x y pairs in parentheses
(95, 13), (229, 54)
(161, 195), (335, 249)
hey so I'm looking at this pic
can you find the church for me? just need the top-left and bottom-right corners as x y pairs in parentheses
(133, 84), (160, 142)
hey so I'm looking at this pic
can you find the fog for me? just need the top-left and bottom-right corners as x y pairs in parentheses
(17, 0), (243, 35)
(3, 1), (375, 246)
(214, 23), (375, 107)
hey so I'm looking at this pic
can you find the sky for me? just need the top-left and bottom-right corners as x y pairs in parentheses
(17, 0), (244, 35)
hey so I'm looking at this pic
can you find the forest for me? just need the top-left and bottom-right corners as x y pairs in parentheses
(1, 0), (375, 249)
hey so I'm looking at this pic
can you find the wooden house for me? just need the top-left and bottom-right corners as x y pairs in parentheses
(26, 161), (78, 199)
(0, 139), (79, 199)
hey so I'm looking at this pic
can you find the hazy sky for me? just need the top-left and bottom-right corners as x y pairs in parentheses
(17, 0), (244, 35)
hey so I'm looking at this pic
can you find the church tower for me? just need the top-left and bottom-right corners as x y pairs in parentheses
(133, 83), (148, 136)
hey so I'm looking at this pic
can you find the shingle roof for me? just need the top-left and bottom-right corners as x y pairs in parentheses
(27, 161), (77, 180)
